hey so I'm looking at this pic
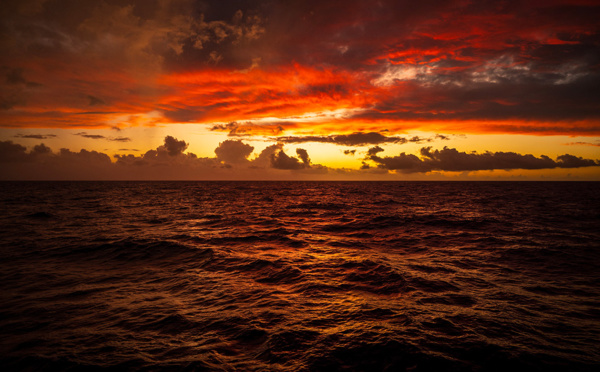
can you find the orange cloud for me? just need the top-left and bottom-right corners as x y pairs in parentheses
(1, 0), (599, 138)
(156, 64), (374, 124)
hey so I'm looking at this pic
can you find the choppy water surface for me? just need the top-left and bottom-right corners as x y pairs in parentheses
(1, 181), (599, 371)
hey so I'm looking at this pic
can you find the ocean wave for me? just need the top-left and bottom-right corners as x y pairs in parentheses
(61, 238), (215, 264)
(1, 181), (599, 371)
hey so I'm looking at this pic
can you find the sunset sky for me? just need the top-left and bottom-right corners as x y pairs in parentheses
(1, 0), (599, 180)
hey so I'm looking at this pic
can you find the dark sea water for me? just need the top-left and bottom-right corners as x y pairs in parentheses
(1, 181), (599, 371)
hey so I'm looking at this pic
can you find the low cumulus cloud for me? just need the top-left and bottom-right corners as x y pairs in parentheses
(0, 136), (325, 180)
(0, 139), (113, 177)
(0, 141), (29, 162)
(270, 148), (311, 170)
(365, 146), (600, 173)
(295, 148), (310, 165)
(214, 139), (254, 163)
(2, 136), (598, 180)
(162, 135), (188, 156)
(1, 136), (200, 179)
(555, 154), (599, 168)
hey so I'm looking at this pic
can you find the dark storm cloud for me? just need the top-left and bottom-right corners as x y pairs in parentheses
(31, 143), (51, 155)
(56, 148), (113, 164)
(270, 149), (309, 170)
(163, 135), (188, 156)
(263, 1), (600, 127)
(1, 136), (328, 179)
(367, 146), (384, 157)
(0, 0), (267, 84)
(116, 140), (194, 164)
(351, 71), (600, 125)
(295, 148), (310, 166)
(260, 0), (459, 68)
(0, 139), (111, 165)
(251, 143), (282, 166)
(365, 146), (600, 173)
(555, 154), (598, 168)
(6, 0), (594, 74)
(0, 140), (52, 161)
(418, 147), (558, 171)
(14, 134), (57, 139)
(214, 139), (254, 163)
(0, 141), (28, 162)
(0, 136), (216, 179)
(1, 136), (597, 180)
(162, 4), (266, 70)
(113, 136), (223, 172)
(261, 0), (600, 77)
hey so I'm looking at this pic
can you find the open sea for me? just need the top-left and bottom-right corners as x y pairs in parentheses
(0, 181), (599, 371)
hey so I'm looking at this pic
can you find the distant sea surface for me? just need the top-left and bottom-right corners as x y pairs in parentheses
(1, 181), (599, 371)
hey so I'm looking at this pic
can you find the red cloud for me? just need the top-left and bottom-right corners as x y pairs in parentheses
(1, 0), (599, 135)
(156, 64), (373, 123)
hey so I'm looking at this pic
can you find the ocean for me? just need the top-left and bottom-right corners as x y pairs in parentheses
(0, 181), (599, 371)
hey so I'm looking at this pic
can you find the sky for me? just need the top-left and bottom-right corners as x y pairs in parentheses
(1, 0), (599, 180)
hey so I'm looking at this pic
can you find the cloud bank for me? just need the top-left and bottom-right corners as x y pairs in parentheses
(1, 136), (598, 180)
(365, 146), (600, 173)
